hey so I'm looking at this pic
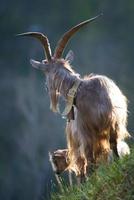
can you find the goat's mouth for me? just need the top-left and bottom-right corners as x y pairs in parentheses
(55, 171), (61, 175)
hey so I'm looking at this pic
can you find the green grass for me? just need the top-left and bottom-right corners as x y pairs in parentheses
(51, 147), (134, 200)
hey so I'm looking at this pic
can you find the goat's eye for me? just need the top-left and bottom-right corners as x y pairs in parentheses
(42, 60), (48, 64)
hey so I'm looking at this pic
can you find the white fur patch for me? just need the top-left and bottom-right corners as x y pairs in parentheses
(117, 141), (130, 158)
(49, 152), (57, 171)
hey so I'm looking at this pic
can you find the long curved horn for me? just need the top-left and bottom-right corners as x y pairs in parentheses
(54, 14), (103, 58)
(17, 32), (52, 60)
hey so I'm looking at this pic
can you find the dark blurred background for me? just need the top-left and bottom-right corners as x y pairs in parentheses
(0, 0), (134, 199)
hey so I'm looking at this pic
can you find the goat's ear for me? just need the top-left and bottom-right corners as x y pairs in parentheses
(49, 151), (53, 161)
(30, 59), (44, 70)
(65, 50), (74, 64)
(48, 151), (52, 156)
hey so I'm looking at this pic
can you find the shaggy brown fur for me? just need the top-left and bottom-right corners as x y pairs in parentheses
(45, 59), (130, 182)
(19, 17), (130, 183)
(49, 149), (73, 186)
(49, 149), (69, 174)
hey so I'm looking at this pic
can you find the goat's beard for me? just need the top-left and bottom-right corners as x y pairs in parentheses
(49, 89), (60, 113)
(46, 63), (76, 113)
(46, 72), (64, 113)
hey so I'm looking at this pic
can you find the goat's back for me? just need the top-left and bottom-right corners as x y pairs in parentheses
(75, 74), (128, 135)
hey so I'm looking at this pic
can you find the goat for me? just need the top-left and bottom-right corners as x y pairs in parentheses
(49, 149), (69, 175)
(49, 140), (130, 186)
(49, 149), (73, 186)
(18, 14), (130, 183)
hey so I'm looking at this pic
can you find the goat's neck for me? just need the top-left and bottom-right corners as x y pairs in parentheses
(55, 70), (80, 99)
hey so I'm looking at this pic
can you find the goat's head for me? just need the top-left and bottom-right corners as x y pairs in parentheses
(49, 149), (69, 174)
(18, 14), (102, 112)
(18, 14), (102, 73)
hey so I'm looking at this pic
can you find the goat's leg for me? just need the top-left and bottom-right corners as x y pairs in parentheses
(54, 173), (64, 192)
(76, 173), (86, 185)
(110, 129), (119, 158)
(68, 171), (73, 186)
(110, 124), (130, 158)
(75, 157), (86, 184)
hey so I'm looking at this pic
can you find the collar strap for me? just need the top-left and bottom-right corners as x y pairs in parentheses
(61, 79), (81, 117)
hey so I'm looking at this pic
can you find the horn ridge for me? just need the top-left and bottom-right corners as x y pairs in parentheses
(17, 32), (52, 60)
(54, 13), (103, 58)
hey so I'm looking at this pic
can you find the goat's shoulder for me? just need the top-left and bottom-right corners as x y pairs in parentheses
(82, 74), (118, 89)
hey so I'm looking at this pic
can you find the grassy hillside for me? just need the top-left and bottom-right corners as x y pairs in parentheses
(51, 146), (134, 200)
